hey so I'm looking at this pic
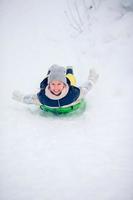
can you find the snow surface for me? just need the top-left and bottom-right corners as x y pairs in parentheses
(0, 0), (133, 200)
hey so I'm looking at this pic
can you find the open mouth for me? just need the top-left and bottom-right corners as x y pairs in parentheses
(51, 90), (62, 96)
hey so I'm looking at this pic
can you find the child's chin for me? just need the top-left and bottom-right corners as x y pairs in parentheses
(53, 91), (61, 96)
(54, 91), (60, 94)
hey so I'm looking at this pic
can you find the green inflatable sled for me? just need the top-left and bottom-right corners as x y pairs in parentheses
(40, 99), (86, 114)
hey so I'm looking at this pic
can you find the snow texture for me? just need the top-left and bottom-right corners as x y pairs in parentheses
(0, 0), (133, 200)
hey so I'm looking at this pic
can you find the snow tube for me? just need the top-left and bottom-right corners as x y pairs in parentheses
(40, 99), (86, 114)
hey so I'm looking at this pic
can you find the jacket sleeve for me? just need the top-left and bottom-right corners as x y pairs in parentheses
(23, 94), (41, 105)
(12, 90), (41, 105)
(79, 81), (93, 97)
(79, 69), (99, 97)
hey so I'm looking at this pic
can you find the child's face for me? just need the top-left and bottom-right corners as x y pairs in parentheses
(49, 80), (66, 96)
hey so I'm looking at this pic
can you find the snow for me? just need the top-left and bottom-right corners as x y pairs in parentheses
(0, 0), (133, 199)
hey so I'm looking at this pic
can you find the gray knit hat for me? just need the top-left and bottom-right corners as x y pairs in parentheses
(48, 65), (67, 84)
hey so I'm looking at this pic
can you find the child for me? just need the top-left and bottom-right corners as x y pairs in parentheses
(13, 65), (98, 112)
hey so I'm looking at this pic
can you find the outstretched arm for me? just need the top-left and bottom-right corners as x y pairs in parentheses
(12, 91), (41, 105)
(80, 69), (99, 97)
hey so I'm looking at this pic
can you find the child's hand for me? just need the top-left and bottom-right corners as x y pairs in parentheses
(12, 90), (24, 102)
(88, 68), (99, 84)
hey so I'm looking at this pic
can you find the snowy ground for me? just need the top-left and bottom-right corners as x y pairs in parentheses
(0, 0), (133, 200)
